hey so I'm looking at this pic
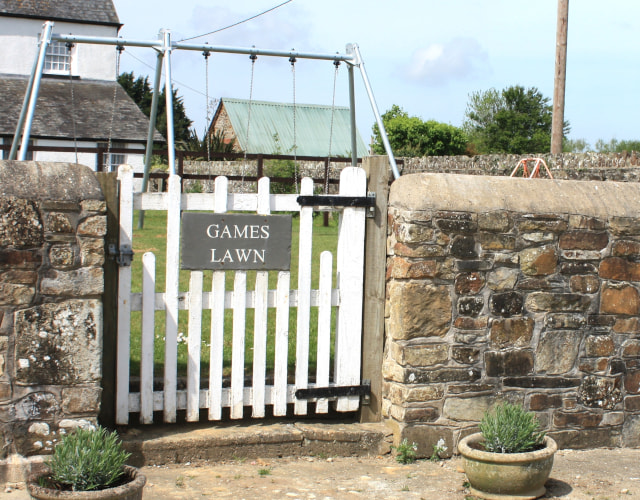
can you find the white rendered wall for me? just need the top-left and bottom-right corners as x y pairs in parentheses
(0, 18), (119, 80)
(33, 139), (145, 172)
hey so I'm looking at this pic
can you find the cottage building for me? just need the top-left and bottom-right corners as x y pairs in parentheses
(0, 0), (159, 170)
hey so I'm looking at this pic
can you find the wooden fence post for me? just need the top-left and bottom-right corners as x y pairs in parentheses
(360, 156), (390, 423)
(96, 172), (119, 428)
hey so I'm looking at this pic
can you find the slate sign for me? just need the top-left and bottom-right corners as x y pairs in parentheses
(181, 213), (292, 270)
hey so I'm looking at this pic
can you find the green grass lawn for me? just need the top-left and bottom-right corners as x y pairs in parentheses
(128, 210), (339, 384)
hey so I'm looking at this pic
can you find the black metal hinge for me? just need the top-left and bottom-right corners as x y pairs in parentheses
(108, 244), (134, 267)
(295, 380), (371, 405)
(297, 193), (376, 217)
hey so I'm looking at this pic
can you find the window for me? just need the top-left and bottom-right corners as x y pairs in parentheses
(99, 142), (126, 171)
(44, 41), (71, 73)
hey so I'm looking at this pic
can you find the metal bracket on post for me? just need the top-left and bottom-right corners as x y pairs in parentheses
(294, 380), (371, 405)
(108, 244), (134, 267)
(296, 192), (376, 217)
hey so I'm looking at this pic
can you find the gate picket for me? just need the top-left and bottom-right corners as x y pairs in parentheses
(117, 167), (367, 423)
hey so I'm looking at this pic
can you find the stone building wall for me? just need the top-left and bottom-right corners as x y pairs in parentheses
(385, 172), (640, 457)
(0, 161), (105, 457)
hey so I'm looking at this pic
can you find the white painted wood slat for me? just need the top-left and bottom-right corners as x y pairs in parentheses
(163, 174), (182, 423)
(140, 252), (156, 424)
(231, 271), (247, 419)
(315, 251), (333, 414)
(294, 177), (314, 415)
(334, 167), (367, 412)
(187, 271), (203, 421)
(115, 165), (134, 425)
(273, 271), (290, 416)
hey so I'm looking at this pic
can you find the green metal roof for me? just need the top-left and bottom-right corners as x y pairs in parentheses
(221, 98), (369, 157)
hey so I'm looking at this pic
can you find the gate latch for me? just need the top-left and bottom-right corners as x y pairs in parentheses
(295, 380), (371, 405)
(108, 244), (134, 267)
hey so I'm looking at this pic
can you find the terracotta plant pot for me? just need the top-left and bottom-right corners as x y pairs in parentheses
(458, 433), (557, 500)
(27, 465), (146, 500)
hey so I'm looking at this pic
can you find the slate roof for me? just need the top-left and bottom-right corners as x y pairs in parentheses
(0, 75), (162, 142)
(214, 98), (369, 157)
(0, 0), (120, 26)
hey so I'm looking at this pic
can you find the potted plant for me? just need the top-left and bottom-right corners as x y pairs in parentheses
(27, 426), (146, 499)
(458, 402), (557, 500)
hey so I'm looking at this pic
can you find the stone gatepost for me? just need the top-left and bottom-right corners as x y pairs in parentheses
(0, 161), (105, 469)
(384, 173), (640, 457)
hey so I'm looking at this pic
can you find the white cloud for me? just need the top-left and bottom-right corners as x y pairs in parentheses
(405, 37), (490, 86)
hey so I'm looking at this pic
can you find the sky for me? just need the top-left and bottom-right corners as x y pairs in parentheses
(111, 0), (640, 149)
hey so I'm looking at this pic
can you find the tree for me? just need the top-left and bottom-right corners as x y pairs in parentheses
(463, 86), (569, 154)
(594, 138), (640, 153)
(372, 105), (468, 157)
(118, 71), (193, 145)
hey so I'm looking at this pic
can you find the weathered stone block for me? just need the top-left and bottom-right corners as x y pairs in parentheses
(599, 257), (640, 282)
(410, 367), (481, 385)
(393, 222), (435, 244)
(443, 395), (493, 421)
(490, 317), (534, 349)
(559, 262), (598, 275)
(585, 335), (615, 357)
(520, 246), (557, 276)
(455, 260), (493, 271)
(40, 268), (104, 297)
(0, 198), (43, 248)
(454, 272), (484, 295)
(559, 231), (608, 250)
(478, 212), (512, 232)
(485, 350), (533, 377)
(0, 383), (11, 400)
(487, 267), (519, 291)
(0, 283), (35, 306)
(5, 392), (60, 421)
(457, 296), (484, 317)
(46, 212), (73, 233)
(553, 410), (603, 428)
(0, 249), (42, 269)
(48, 244), (75, 268)
(622, 340), (640, 357)
(600, 285), (640, 315)
(517, 217), (568, 233)
(561, 249), (602, 260)
(79, 238), (105, 267)
(385, 383), (444, 405)
(503, 377), (581, 388)
(450, 235), (478, 259)
(447, 383), (495, 394)
(519, 232), (555, 245)
(490, 292), (523, 317)
(569, 275), (600, 294)
(612, 240), (640, 257)
(549, 428), (621, 449)
(625, 370), (640, 394)
(529, 393), (563, 411)
(387, 282), (452, 340)
(393, 424), (455, 459)
(453, 316), (488, 330)
(451, 346), (480, 365)
(568, 215), (606, 231)
(609, 216), (640, 236)
(478, 233), (516, 251)
(577, 375), (622, 409)
(545, 313), (586, 329)
(536, 331), (582, 374)
(80, 200), (106, 213)
(389, 405), (439, 423)
(625, 395), (640, 411)
(62, 387), (102, 414)
(435, 212), (476, 233)
(0, 270), (37, 285)
(578, 358), (608, 373)
(393, 242), (445, 259)
(613, 317), (640, 333)
(14, 299), (102, 385)
(622, 414), (640, 447)
(402, 344), (449, 367)
(388, 257), (436, 279)
(525, 292), (592, 312)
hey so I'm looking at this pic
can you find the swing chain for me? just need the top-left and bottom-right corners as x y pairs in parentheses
(289, 55), (298, 194)
(242, 53), (258, 191)
(203, 49), (211, 161)
(66, 42), (78, 164)
(326, 59), (340, 194)
(106, 45), (124, 171)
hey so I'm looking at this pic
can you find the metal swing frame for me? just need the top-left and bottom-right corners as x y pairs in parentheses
(10, 21), (401, 180)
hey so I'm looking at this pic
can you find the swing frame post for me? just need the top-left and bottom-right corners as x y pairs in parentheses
(348, 43), (400, 180)
(10, 21), (54, 160)
(161, 29), (176, 176)
(347, 59), (358, 168)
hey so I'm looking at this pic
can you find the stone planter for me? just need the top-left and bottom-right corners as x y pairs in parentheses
(27, 465), (146, 500)
(458, 433), (557, 500)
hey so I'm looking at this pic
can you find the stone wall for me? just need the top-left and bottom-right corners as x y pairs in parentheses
(384, 172), (640, 456)
(0, 161), (105, 458)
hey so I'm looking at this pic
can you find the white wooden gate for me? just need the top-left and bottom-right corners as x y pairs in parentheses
(115, 166), (367, 424)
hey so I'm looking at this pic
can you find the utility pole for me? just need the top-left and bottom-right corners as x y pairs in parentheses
(551, 0), (569, 154)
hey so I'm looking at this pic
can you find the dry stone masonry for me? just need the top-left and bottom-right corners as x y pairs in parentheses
(384, 173), (640, 457)
(0, 161), (105, 457)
